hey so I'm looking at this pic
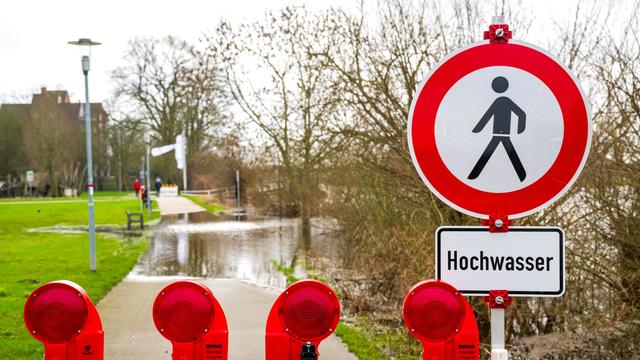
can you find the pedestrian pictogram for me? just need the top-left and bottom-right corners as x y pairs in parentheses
(408, 40), (591, 219)
(468, 76), (527, 182)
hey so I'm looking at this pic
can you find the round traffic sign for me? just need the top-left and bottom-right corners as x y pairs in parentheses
(408, 40), (591, 219)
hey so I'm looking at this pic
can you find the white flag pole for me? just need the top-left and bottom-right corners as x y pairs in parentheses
(151, 134), (187, 192)
(180, 133), (187, 192)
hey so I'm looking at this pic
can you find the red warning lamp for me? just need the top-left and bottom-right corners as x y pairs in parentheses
(24, 280), (103, 360)
(403, 280), (479, 360)
(152, 280), (228, 360)
(266, 280), (340, 360)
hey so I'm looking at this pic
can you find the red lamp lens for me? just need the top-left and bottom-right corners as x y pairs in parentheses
(153, 281), (214, 343)
(24, 283), (88, 344)
(279, 281), (340, 342)
(404, 281), (465, 341)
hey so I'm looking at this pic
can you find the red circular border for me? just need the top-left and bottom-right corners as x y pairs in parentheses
(409, 42), (589, 218)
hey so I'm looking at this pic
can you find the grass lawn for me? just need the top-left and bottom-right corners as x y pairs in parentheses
(183, 194), (225, 215)
(0, 191), (136, 202)
(0, 193), (158, 359)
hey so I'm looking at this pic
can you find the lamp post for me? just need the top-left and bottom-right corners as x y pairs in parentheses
(68, 38), (101, 272)
(144, 131), (152, 217)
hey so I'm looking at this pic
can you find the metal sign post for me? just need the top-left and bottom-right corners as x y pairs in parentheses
(235, 169), (240, 208)
(26, 170), (34, 197)
(145, 133), (152, 217)
(484, 290), (512, 360)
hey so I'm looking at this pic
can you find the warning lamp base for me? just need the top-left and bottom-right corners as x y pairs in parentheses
(301, 343), (318, 360)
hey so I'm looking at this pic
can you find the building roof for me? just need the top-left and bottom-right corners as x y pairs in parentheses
(0, 87), (108, 125)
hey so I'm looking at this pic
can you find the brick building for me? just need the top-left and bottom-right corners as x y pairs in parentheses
(0, 87), (111, 194)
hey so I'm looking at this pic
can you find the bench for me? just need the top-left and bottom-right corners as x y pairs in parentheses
(126, 210), (144, 230)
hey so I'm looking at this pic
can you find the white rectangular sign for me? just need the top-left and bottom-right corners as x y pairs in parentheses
(26, 170), (34, 183)
(436, 227), (564, 297)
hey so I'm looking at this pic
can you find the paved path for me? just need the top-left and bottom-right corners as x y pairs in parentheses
(97, 277), (357, 359)
(155, 196), (206, 215)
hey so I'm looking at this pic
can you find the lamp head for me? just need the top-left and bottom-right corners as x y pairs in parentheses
(68, 38), (101, 73)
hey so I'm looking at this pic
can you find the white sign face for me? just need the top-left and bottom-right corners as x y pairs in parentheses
(435, 66), (564, 193)
(26, 170), (34, 183)
(436, 227), (564, 297)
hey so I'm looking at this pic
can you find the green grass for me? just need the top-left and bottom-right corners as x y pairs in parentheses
(0, 193), (159, 359)
(183, 194), (224, 215)
(0, 191), (135, 202)
(270, 259), (301, 285)
(335, 323), (390, 360)
(79, 191), (133, 199)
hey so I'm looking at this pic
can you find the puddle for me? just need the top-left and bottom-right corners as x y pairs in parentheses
(130, 212), (342, 289)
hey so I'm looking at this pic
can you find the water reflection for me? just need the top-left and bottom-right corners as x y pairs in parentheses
(131, 212), (340, 289)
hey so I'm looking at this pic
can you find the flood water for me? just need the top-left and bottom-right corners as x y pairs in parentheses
(130, 212), (342, 289)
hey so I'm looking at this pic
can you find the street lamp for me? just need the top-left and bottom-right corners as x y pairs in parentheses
(144, 131), (152, 217)
(68, 38), (101, 272)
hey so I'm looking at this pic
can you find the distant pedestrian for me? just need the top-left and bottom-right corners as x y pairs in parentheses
(133, 178), (141, 197)
(154, 177), (162, 194)
(141, 186), (148, 207)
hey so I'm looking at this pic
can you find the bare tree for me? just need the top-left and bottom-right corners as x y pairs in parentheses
(214, 7), (344, 224)
(108, 119), (145, 191)
(0, 103), (28, 179)
(112, 36), (227, 187)
(22, 94), (81, 196)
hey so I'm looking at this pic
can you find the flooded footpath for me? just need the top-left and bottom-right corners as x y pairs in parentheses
(130, 212), (342, 288)
(97, 207), (355, 359)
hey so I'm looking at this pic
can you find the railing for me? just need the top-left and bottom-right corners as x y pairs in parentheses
(181, 187), (236, 197)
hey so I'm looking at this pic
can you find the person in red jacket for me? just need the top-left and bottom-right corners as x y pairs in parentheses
(133, 178), (141, 197)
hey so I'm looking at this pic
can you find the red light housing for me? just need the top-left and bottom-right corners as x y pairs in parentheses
(152, 280), (228, 360)
(153, 281), (214, 343)
(24, 280), (103, 359)
(25, 282), (88, 344)
(266, 280), (340, 360)
(404, 281), (465, 342)
(279, 280), (340, 342)
(403, 280), (479, 360)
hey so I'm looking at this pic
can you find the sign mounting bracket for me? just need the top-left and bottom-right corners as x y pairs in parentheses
(484, 21), (513, 44)
(482, 214), (512, 232)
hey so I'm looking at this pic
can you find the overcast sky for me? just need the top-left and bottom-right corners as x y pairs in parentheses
(0, 0), (622, 104)
(0, 0), (353, 103)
